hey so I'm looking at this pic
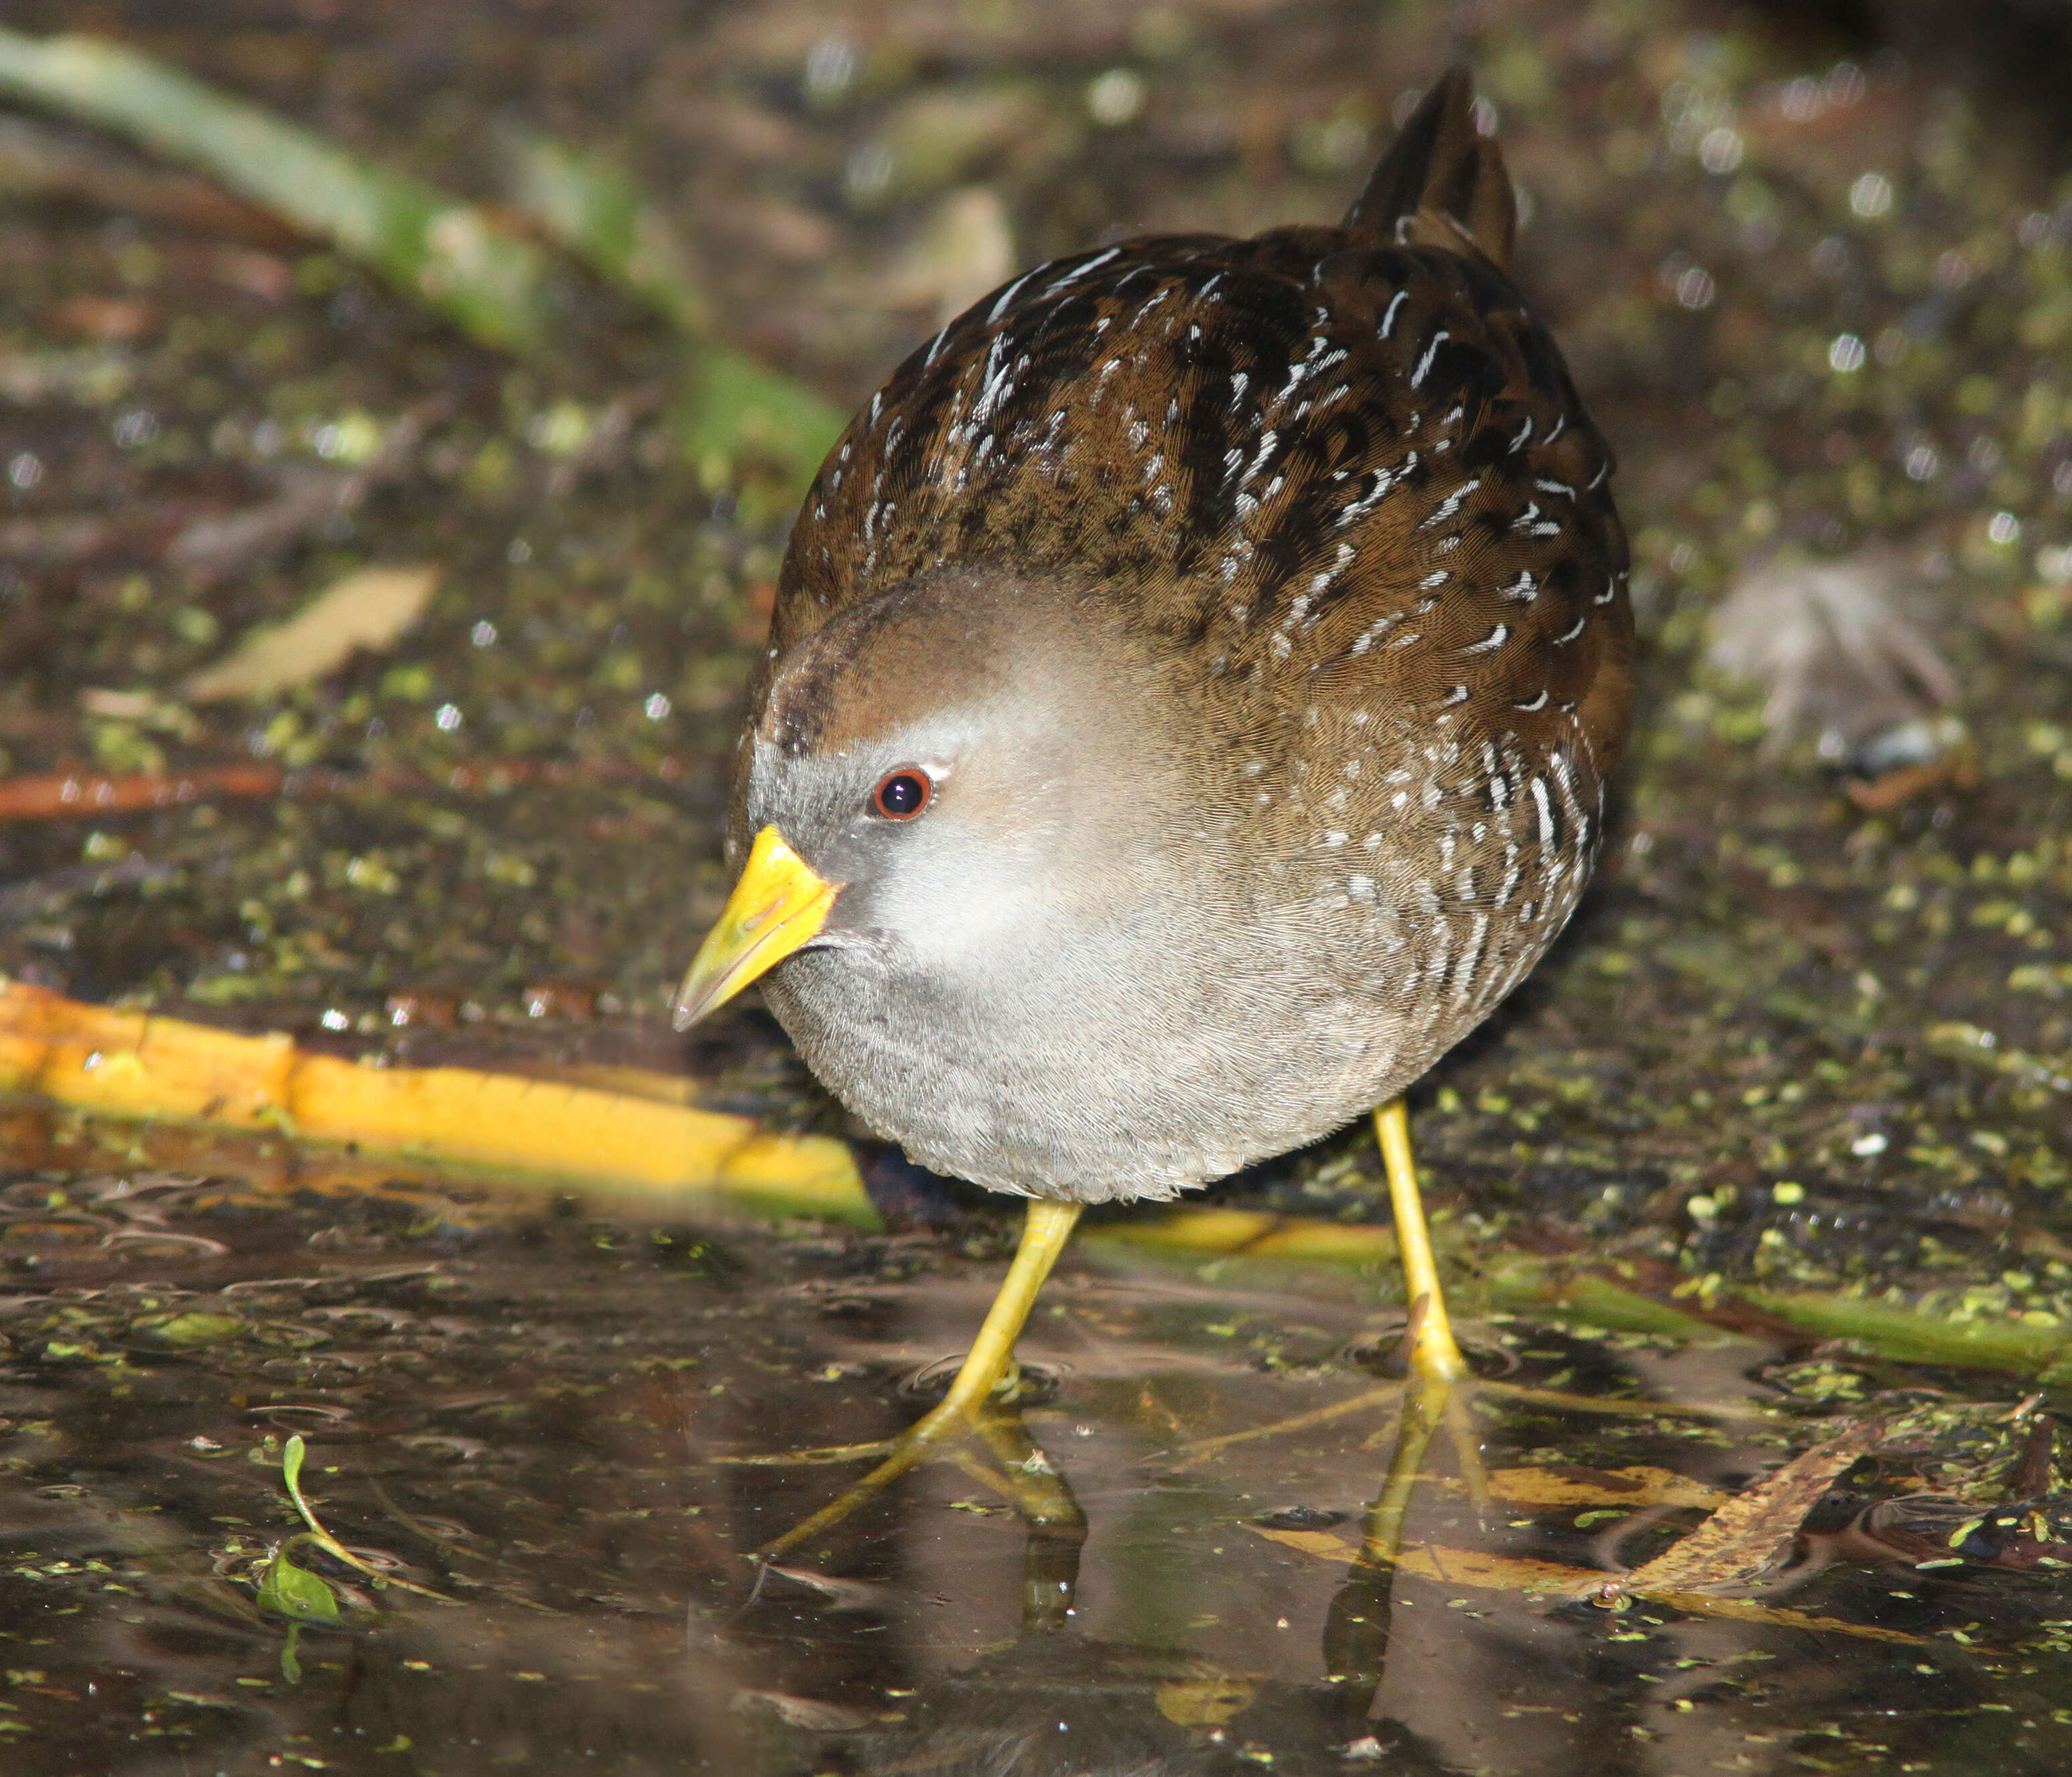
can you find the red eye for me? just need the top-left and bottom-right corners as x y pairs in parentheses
(871, 768), (933, 820)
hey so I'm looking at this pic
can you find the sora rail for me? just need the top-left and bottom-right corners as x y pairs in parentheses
(675, 68), (1633, 1555)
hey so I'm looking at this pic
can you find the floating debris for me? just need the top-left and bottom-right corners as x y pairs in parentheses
(1707, 549), (1968, 800)
(181, 564), (441, 702)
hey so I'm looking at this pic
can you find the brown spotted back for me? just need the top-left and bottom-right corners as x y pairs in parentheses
(761, 70), (1632, 1096)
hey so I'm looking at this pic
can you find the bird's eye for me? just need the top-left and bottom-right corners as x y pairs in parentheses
(870, 767), (933, 821)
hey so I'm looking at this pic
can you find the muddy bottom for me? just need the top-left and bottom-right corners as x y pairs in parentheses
(0, 1126), (2067, 1777)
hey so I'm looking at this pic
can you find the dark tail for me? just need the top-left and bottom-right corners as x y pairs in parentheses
(1342, 67), (1515, 269)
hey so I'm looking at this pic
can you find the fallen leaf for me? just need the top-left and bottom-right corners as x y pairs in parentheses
(1443, 1465), (1732, 1511)
(1242, 1520), (1924, 1644)
(1707, 549), (1957, 757)
(1155, 1674), (1253, 1727)
(731, 1689), (875, 1731)
(182, 564), (440, 700)
(1251, 1526), (1362, 1561)
(1614, 1419), (1881, 1595)
(1640, 1589), (1925, 1645)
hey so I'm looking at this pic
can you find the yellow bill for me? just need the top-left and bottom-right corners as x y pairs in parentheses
(671, 825), (841, 1031)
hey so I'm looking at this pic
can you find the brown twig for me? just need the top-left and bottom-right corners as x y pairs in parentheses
(0, 751), (692, 824)
(0, 763), (286, 819)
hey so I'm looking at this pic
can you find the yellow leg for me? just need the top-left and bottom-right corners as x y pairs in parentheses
(1373, 1098), (1467, 1388)
(755, 1198), (1083, 1563)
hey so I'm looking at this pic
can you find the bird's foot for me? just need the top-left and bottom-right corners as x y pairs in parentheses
(728, 1199), (1086, 1567)
(749, 1388), (981, 1564)
(738, 1389), (1079, 1569)
(711, 1436), (899, 1469)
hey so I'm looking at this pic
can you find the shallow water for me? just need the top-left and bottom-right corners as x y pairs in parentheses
(3, 1122), (2071, 1775)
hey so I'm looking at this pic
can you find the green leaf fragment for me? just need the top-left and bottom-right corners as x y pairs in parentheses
(135, 1311), (244, 1348)
(257, 1553), (338, 1623)
(0, 29), (550, 352)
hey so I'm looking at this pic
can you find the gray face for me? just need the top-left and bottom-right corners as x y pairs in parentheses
(735, 566), (1207, 996)
(728, 575), (1293, 1199)
(740, 698), (1089, 985)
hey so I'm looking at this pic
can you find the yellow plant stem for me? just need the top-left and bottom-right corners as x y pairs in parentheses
(0, 978), (870, 1224)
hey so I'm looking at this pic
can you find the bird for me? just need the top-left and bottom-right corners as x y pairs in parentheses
(673, 67), (1633, 1559)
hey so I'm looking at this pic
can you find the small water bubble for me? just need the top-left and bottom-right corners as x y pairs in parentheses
(802, 36), (858, 105)
(1824, 62), (1866, 105)
(1932, 250), (1971, 291)
(844, 141), (896, 204)
(1988, 511), (2021, 546)
(526, 401), (591, 456)
(1850, 172), (1893, 218)
(1827, 332), (1866, 374)
(112, 409), (157, 450)
(434, 703), (464, 732)
(1674, 265), (1715, 310)
(7, 452), (42, 489)
(1085, 67), (1147, 127)
(470, 620), (498, 648)
(1778, 76), (1823, 123)
(507, 537), (533, 565)
(1697, 127), (1743, 174)
(1904, 443), (1939, 481)
(643, 692), (673, 721)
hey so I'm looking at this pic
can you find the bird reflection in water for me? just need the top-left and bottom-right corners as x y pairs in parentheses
(843, 1397), (1468, 1776)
